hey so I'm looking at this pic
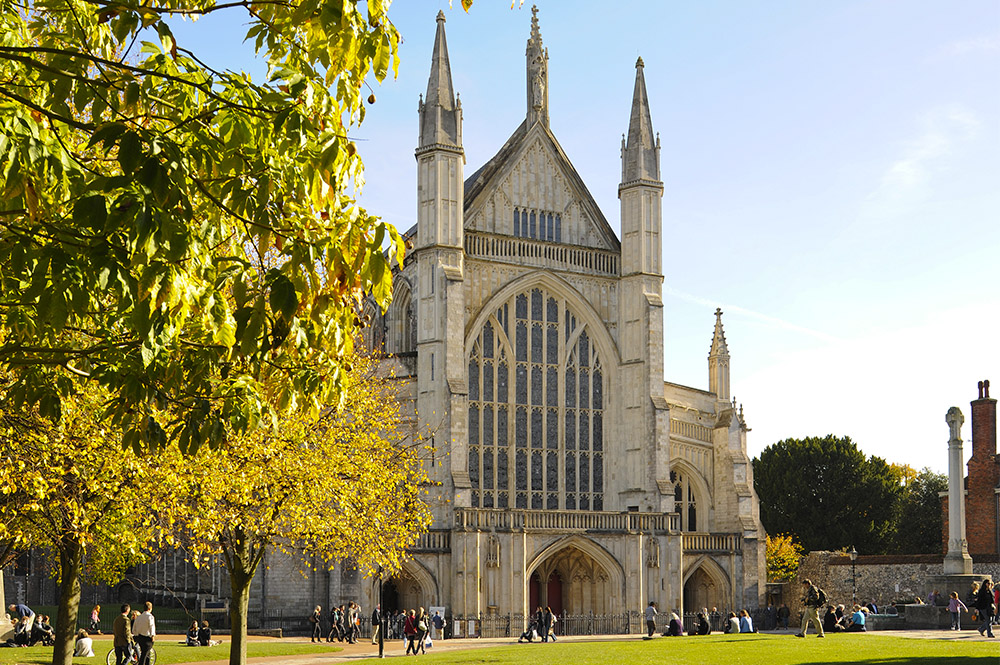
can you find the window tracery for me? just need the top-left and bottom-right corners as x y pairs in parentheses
(671, 469), (698, 531)
(469, 287), (604, 510)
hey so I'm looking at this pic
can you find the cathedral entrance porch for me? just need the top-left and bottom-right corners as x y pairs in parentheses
(525, 536), (625, 615)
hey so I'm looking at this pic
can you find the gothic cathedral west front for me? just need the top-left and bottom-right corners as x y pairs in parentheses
(360, 9), (767, 620)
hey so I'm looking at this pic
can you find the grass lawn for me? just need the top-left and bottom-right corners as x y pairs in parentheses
(355, 633), (998, 665)
(0, 640), (342, 664)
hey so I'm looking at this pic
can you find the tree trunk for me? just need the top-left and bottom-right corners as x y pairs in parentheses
(228, 564), (253, 665)
(52, 537), (83, 665)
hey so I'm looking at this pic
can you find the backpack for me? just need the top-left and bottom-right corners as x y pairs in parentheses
(816, 588), (827, 606)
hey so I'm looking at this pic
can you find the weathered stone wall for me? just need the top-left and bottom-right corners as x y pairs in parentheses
(791, 552), (998, 618)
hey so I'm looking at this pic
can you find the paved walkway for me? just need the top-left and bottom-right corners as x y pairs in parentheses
(112, 628), (998, 664)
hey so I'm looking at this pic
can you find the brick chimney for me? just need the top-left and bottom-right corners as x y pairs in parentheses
(967, 380), (999, 555)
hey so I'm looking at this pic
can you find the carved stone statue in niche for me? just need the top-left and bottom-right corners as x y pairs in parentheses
(646, 537), (660, 568)
(486, 533), (501, 568)
(532, 69), (545, 110)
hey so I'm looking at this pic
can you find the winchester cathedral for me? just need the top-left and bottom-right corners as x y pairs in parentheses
(355, 9), (766, 618)
(5, 10), (766, 624)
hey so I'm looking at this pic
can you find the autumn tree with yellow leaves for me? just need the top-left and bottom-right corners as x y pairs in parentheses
(164, 352), (431, 665)
(0, 384), (184, 665)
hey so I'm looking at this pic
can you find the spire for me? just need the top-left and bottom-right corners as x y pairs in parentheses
(525, 4), (549, 127)
(622, 56), (660, 183)
(419, 10), (461, 148)
(709, 307), (729, 357)
(709, 308), (731, 401)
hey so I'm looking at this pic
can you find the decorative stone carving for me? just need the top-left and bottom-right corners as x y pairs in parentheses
(646, 537), (660, 568)
(486, 533), (501, 568)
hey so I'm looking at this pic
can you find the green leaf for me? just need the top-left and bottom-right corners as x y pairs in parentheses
(369, 252), (391, 307)
(73, 195), (108, 232)
(118, 131), (143, 174)
(268, 274), (298, 321)
(88, 123), (127, 152)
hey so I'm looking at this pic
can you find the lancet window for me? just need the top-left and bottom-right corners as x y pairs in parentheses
(671, 470), (698, 531)
(513, 208), (562, 243)
(468, 287), (604, 511)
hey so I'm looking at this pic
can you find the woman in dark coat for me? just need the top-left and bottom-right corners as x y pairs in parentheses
(975, 579), (995, 638)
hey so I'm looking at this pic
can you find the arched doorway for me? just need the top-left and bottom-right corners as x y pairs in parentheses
(527, 539), (623, 614)
(683, 558), (729, 612)
(382, 580), (401, 614)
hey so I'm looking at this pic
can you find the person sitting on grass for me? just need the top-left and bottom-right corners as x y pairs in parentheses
(199, 620), (222, 646)
(664, 612), (683, 636)
(823, 606), (844, 632)
(738, 609), (754, 633)
(725, 612), (739, 634)
(74, 629), (95, 657)
(846, 605), (867, 632)
(696, 611), (711, 635)
(30, 615), (56, 646)
(186, 621), (200, 646)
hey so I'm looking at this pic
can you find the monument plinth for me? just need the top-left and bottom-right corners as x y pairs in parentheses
(943, 406), (974, 574)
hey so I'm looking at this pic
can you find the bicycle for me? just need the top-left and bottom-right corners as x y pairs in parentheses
(105, 643), (156, 665)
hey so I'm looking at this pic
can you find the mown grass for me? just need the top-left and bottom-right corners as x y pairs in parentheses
(0, 639), (342, 664)
(357, 633), (998, 665)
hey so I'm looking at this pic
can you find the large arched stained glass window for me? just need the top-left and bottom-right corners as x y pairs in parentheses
(468, 287), (604, 511)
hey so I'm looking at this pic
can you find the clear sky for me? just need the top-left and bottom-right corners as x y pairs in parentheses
(171, 1), (1000, 474)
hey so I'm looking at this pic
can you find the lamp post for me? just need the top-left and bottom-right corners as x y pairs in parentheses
(848, 546), (858, 605)
(377, 566), (385, 659)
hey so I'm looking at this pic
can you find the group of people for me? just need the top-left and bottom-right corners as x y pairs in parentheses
(517, 606), (558, 642)
(309, 601), (365, 644)
(185, 620), (222, 647)
(111, 602), (156, 665)
(5, 603), (54, 647)
(968, 579), (997, 637)
(821, 604), (870, 633)
(401, 607), (437, 654)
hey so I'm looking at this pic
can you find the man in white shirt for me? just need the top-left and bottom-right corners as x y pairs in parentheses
(132, 602), (156, 665)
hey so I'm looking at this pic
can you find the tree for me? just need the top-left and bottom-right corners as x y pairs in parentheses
(893, 467), (947, 554)
(0, 384), (183, 665)
(753, 435), (904, 553)
(765, 533), (803, 582)
(0, 0), (406, 453)
(164, 351), (431, 665)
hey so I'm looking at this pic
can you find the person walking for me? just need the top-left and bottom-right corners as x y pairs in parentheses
(371, 605), (382, 645)
(90, 605), (102, 634)
(947, 591), (968, 631)
(309, 605), (322, 643)
(796, 579), (826, 638)
(644, 601), (657, 638)
(432, 610), (444, 640)
(975, 579), (995, 637)
(132, 602), (156, 665)
(403, 609), (419, 655)
(112, 604), (133, 665)
(544, 606), (557, 641)
(415, 607), (429, 653)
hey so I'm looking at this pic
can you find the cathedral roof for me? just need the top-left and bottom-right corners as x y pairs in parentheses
(462, 119), (621, 251)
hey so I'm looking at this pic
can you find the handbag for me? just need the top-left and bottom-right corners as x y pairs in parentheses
(418, 620), (427, 631)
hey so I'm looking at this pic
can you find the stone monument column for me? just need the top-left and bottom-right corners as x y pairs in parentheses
(943, 407), (973, 574)
(0, 569), (11, 640)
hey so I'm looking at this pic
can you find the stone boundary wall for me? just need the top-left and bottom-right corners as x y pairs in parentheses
(790, 552), (998, 618)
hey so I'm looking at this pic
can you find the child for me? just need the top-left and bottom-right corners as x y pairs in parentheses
(947, 591), (968, 631)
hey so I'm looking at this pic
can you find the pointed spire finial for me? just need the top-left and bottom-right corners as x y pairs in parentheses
(419, 10), (460, 148)
(710, 307), (729, 357)
(525, 4), (548, 126)
(621, 55), (659, 183)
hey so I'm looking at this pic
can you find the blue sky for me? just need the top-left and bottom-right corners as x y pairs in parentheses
(171, 1), (1000, 473)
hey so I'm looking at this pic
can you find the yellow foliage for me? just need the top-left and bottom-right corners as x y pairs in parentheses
(765, 533), (804, 582)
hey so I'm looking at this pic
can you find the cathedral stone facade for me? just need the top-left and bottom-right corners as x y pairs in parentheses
(360, 9), (766, 619)
(1, 10), (767, 626)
